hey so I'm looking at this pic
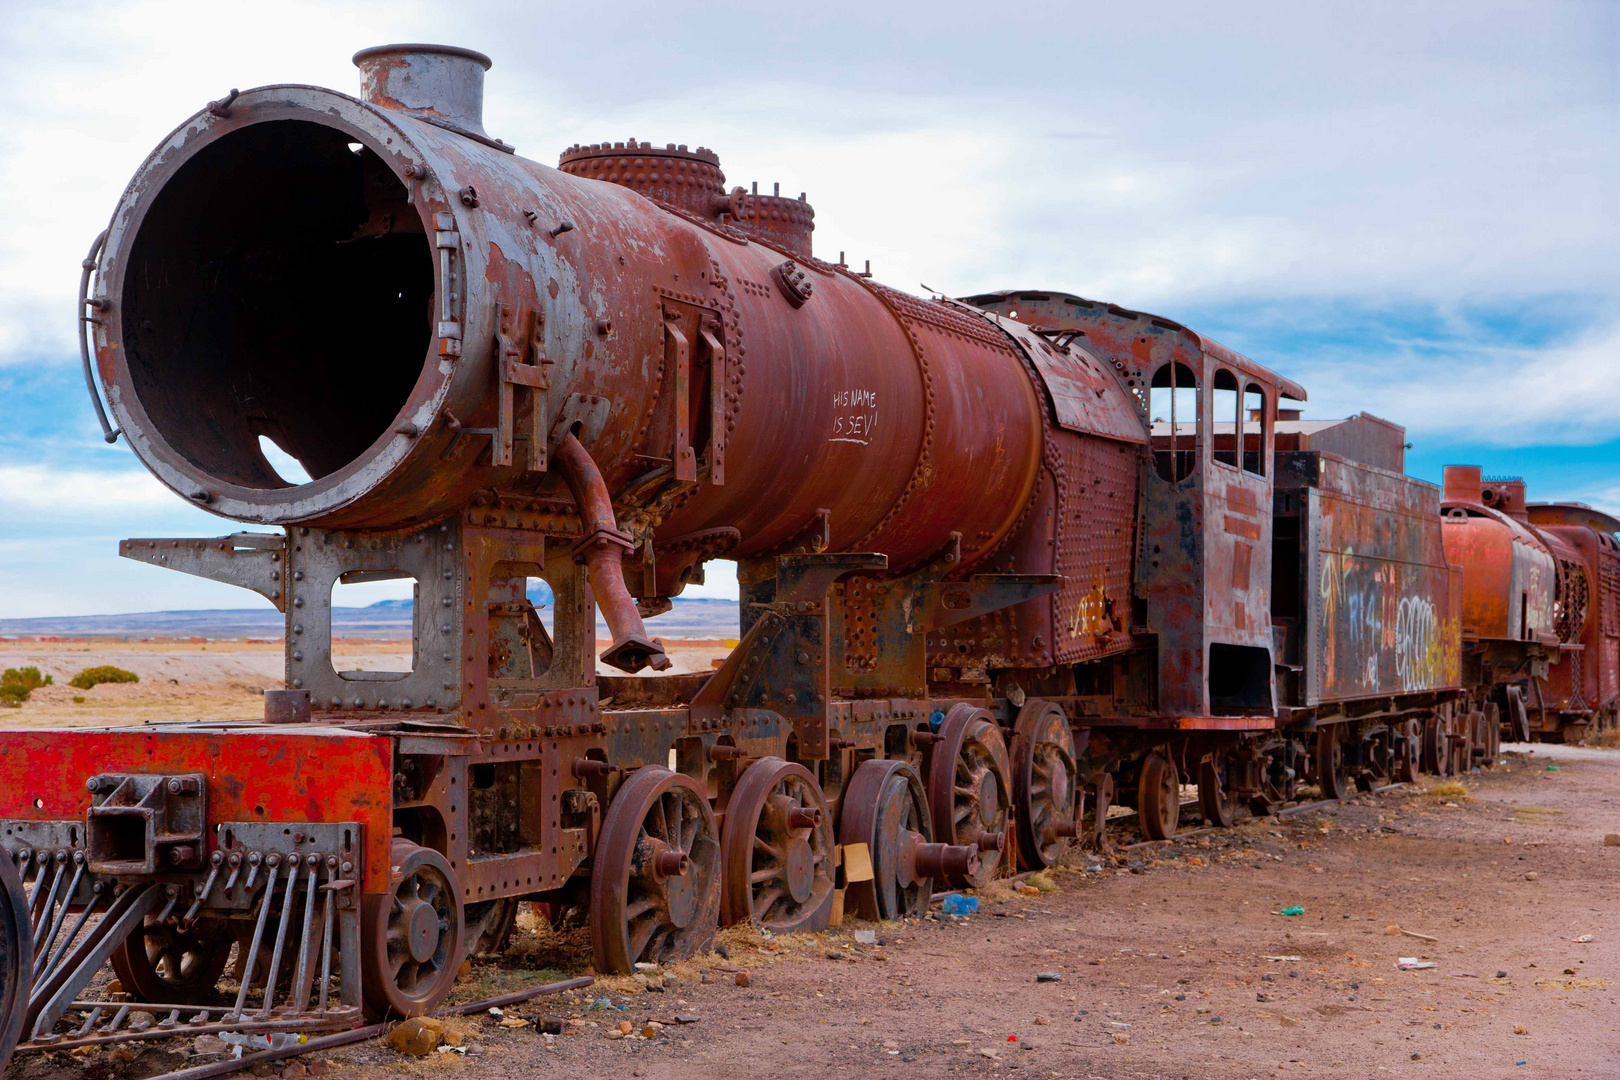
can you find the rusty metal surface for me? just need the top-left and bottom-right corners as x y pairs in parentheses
(1276, 451), (1462, 705)
(1440, 466), (1557, 643)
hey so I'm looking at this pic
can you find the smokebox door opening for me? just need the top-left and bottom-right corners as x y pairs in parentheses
(122, 119), (433, 490)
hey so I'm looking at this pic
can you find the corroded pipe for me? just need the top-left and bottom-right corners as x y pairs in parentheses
(555, 434), (671, 674)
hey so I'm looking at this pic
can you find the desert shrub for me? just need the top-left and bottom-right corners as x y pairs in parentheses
(69, 666), (139, 691)
(0, 666), (52, 705)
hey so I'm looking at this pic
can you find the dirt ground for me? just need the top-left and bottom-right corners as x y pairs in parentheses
(2, 642), (1616, 1079)
(7, 746), (1613, 1080)
(0, 639), (726, 725)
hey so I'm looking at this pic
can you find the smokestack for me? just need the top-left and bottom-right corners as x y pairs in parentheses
(353, 44), (494, 143)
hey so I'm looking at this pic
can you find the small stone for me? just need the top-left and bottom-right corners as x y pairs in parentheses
(192, 1034), (229, 1056)
(282, 1064), (307, 1078)
(641, 1023), (660, 1038)
(1280, 1016), (1300, 1028)
(1605, 834), (1620, 847)
(457, 959), (472, 977)
(308, 1061), (331, 1077)
(1210, 1015), (1223, 1024)
(735, 972), (751, 987)
(1514, 1025), (1528, 1035)
(701, 972), (713, 984)
(1524, 871), (1540, 881)
(1256, 993), (1270, 1002)
(617, 1020), (634, 1036)
(1384, 924), (1401, 936)
(634, 962), (661, 974)
(604, 1030), (624, 1041)
(1174, 994), (1186, 1001)
(952, 1039), (971, 1047)
(1497, 971), (1509, 979)
(715, 944), (731, 959)
(384, 1016), (445, 1057)
(978, 1047), (1000, 1059)
(1112, 1032), (1130, 1045)
(106, 979), (124, 995)
(1033, 1015), (1050, 1026)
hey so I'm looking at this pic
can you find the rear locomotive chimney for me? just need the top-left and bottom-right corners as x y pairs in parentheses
(1443, 465), (1485, 506)
(353, 43), (496, 144)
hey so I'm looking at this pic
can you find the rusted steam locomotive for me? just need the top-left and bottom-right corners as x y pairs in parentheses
(1, 43), (1615, 1068)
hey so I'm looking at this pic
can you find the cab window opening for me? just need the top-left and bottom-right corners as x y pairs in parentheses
(1149, 362), (1200, 483)
(1243, 384), (1268, 476)
(1212, 369), (1239, 468)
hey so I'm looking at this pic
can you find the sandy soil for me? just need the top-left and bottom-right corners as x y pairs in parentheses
(10, 747), (1612, 1080)
(0, 639), (728, 726)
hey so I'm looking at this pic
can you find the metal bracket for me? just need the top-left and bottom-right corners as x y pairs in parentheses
(119, 534), (289, 611)
(494, 299), (548, 471)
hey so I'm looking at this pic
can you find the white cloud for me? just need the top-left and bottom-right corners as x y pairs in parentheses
(1295, 319), (1620, 447)
(0, 465), (175, 512)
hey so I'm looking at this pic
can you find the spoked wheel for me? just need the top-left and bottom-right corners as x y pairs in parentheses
(590, 768), (720, 975)
(110, 916), (233, 1005)
(1011, 700), (1080, 869)
(1249, 740), (1297, 815)
(721, 758), (835, 933)
(0, 851), (32, 1074)
(839, 760), (965, 920)
(1137, 751), (1180, 841)
(1317, 726), (1351, 801)
(1356, 732), (1391, 793)
(1394, 720), (1420, 784)
(1422, 714), (1452, 778)
(927, 705), (1013, 887)
(464, 898), (519, 959)
(360, 840), (464, 1019)
(1198, 750), (1241, 828)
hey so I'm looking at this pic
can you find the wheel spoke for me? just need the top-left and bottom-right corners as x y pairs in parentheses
(749, 865), (783, 885)
(752, 886), (784, 920)
(628, 912), (661, 961)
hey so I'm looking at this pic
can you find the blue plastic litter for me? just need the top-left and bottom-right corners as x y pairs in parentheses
(928, 710), (946, 732)
(941, 893), (978, 915)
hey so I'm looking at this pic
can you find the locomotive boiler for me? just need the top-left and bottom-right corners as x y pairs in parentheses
(0, 42), (1552, 1068)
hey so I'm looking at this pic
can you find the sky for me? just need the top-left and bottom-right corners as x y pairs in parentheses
(0, 0), (1615, 617)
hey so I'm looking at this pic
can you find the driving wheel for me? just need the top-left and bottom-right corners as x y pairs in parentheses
(360, 840), (464, 1019)
(110, 916), (232, 1005)
(1317, 726), (1351, 800)
(1137, 750), (1180, 840)
(1198, 750), (1240, 828)
(590, 768), (720, 975)
(0, 851), (31, 1073)
(464, 898), (518, 959)
(927, 705), (1012, 887)
(1011, 700), (1080, 869)
(721, 758), (835, 933)
(839, 759), (967, 920)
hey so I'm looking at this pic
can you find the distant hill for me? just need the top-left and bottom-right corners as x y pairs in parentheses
(0, 597), (739, 641)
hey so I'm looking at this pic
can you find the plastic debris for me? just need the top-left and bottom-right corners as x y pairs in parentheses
(1261, 955), (1302, 962)
(1276, 906), (1305, 917)
(1035, 972), (1063, 982)
(1572, 934), (1594, 943)
(941, 893), (979, 915)
(854, 929), (877, 945)
(1397, 958), (1438, 970)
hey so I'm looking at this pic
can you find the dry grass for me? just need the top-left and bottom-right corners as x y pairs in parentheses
(1423, 780), (1469, 801)
(1586, 727), (1620, 749)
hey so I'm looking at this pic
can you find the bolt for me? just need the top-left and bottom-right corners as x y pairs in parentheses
(550, 220), (576, 238)
(169, 845), (195, 865)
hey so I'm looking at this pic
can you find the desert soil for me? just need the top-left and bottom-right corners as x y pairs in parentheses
(0, 639), (724, 725)
(1, 643), (1616, 1080)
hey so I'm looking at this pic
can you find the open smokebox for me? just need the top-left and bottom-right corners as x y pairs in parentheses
(84, 773), (207, 876)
